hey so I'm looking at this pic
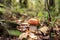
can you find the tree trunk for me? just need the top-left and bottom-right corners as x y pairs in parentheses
(44, 0), (48, 10)
(19, 0), (27, 8)
(49, 0), (55, 11)
(58, 0), (60, 13)
(0, 0), (4, 4)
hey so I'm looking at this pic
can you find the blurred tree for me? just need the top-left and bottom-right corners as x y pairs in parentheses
(44, 0), (48, 10)
(0, 0), (4, 4)
(44, 0), (55, 22)
(58, 0), (60, 13)
(19, 0), (27, 8)
(28, 0), (36, 10)
(49, 0), (55, 11)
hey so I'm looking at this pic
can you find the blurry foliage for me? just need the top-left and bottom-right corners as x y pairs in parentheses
(0, 0), (60, 23)
(0, 0), (60, 25)
(0, 4), (6, 12)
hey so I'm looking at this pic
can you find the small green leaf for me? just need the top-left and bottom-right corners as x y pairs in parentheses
(37, 12), (43, 17)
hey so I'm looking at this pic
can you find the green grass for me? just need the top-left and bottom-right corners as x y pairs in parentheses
(8, 30), (22, 36)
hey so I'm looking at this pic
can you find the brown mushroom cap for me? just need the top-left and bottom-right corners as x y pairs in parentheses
(28, 18), (40, 25)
